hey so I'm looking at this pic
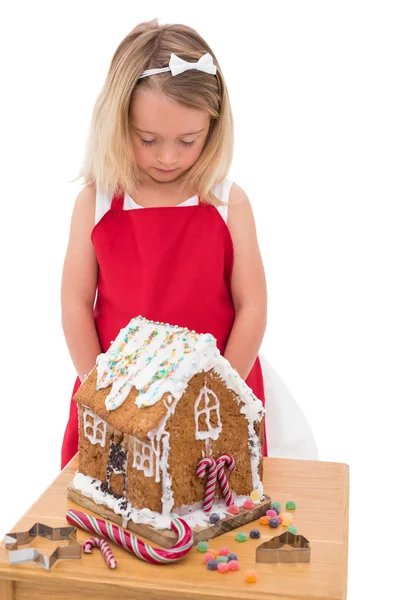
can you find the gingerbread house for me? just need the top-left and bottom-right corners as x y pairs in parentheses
(72, 315), (265, 530)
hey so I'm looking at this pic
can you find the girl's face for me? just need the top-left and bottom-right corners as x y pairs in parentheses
(130, 90), (210, 183)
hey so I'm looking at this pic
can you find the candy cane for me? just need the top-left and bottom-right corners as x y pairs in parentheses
(83, 537), (117, 569)
(216, 453), (236, 506)
(195, 457), (217, 512)
(66, 510), (193, 565)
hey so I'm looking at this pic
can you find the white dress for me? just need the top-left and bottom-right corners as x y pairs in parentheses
(95, 179), (319, 460)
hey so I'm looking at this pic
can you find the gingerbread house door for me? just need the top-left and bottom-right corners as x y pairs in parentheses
(105, 439), (128, 499)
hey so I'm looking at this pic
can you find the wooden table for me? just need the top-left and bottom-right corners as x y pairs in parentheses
(0, 456), (349, 600)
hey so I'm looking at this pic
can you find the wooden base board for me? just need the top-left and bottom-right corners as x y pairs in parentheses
(67, 482), (271, 548)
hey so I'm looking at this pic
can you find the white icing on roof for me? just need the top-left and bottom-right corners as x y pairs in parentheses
(95, 316), (265, 425)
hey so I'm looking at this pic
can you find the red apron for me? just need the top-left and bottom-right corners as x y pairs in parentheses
(61, 193), (268, 469)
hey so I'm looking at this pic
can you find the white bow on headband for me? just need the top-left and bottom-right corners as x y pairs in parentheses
(138, 52), (217, 79)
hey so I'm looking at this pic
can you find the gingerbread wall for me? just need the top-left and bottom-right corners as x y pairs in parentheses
(166, 369), (259, 509)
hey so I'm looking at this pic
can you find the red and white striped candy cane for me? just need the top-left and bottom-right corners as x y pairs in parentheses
(83, 537), (117, 569)
(66, 510), (193, 565)
(216, 453), (236, 506)
(195, 457), (217, 512)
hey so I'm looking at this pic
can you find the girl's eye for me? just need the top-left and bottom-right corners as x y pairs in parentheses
(140, 139), (196, 147)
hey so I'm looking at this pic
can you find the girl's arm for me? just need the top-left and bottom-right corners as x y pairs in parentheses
(223, 183), (268, 380)
(61, 184), (102, 382)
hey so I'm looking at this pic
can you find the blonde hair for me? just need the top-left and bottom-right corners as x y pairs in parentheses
(72, 18), (234, 207)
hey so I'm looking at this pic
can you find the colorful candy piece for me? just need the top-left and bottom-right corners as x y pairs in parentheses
(235, 532), (248, 542)
(277, 516), (283, 524)
(217, 562), (230, 573)
(249, 529), (260, 539)
(287, 526), (298, 534)
(207, 559), (218, 570)
(259, 516), (270, 526)
(271, 501), (282, 511)
(269, 518), (279, 528)
(229, 559), (240, 571)
(227, 552), (238, 561)
(209, 513), (220, 524)
(245, 570), (257, 583)
(227, 504), (240, 515)
(286, 500), (296, 510)
(203, 552), (215, 564)
(266, 509), (277, 518)
(217, 555), (229, 563)
(208, 548), (218, 559)
(243, 499), (255, 510)
(218, 547), (231, 556)
(197, 541), (209, 553)
(250, 490), (261, 501)
(281, 513), (293, 526)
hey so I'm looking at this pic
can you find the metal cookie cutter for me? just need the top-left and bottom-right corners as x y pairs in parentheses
(5, 523), (82, 570)
(256, 531), (311, 563)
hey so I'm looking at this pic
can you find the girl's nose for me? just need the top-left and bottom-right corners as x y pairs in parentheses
(156, 147), (178, 166)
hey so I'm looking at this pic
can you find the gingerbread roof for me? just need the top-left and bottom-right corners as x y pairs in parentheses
(73, 315), (265, 438)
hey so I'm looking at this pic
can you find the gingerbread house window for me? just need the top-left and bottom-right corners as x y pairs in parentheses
(83, 407), (107, 447)
(194, 384), (222, 441)
(132, 437), (154, 477)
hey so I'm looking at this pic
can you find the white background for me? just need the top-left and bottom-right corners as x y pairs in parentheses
(0, 1), (399, 597)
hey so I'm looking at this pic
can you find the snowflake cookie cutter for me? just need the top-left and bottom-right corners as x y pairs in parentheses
(256, 531), (311, 564)
(5, 523), (82, 570)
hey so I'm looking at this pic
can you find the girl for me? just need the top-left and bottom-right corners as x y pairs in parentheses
(60, 18), (268, 469)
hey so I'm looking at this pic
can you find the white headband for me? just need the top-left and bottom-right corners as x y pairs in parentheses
(138, 52), (217, 79)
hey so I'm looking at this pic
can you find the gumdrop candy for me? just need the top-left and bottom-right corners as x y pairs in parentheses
(250, 490), (261, 501)
(250, 529), (260, 539)
(217, 562), (230, 573)
(286, 500), (296, 510)
(208, 548), (218, 558)
(277, 516), (283, 524)
(287, 525), (298, 534)
(227, 552), (238, 561)
(266, 509), (277, 518)
(271, 501), (282, 511)
(235, 532), (248, 542)
(269, 518), (279, 528)
(281, 513), (293, 526)
(209, 513), (220, 524)
(217, 555), (229, 563)
(259, 516), (270, 525)
(245, 570), (257, 583)
(229, 559), (240, 571)
(227, 504), (240, 515)
(218, 547), (231, 556)
(207, 559), (218, 570)
(203, 552), (215, 564)
(197, 541), (209, 552)
(243, 499), (255, 509)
